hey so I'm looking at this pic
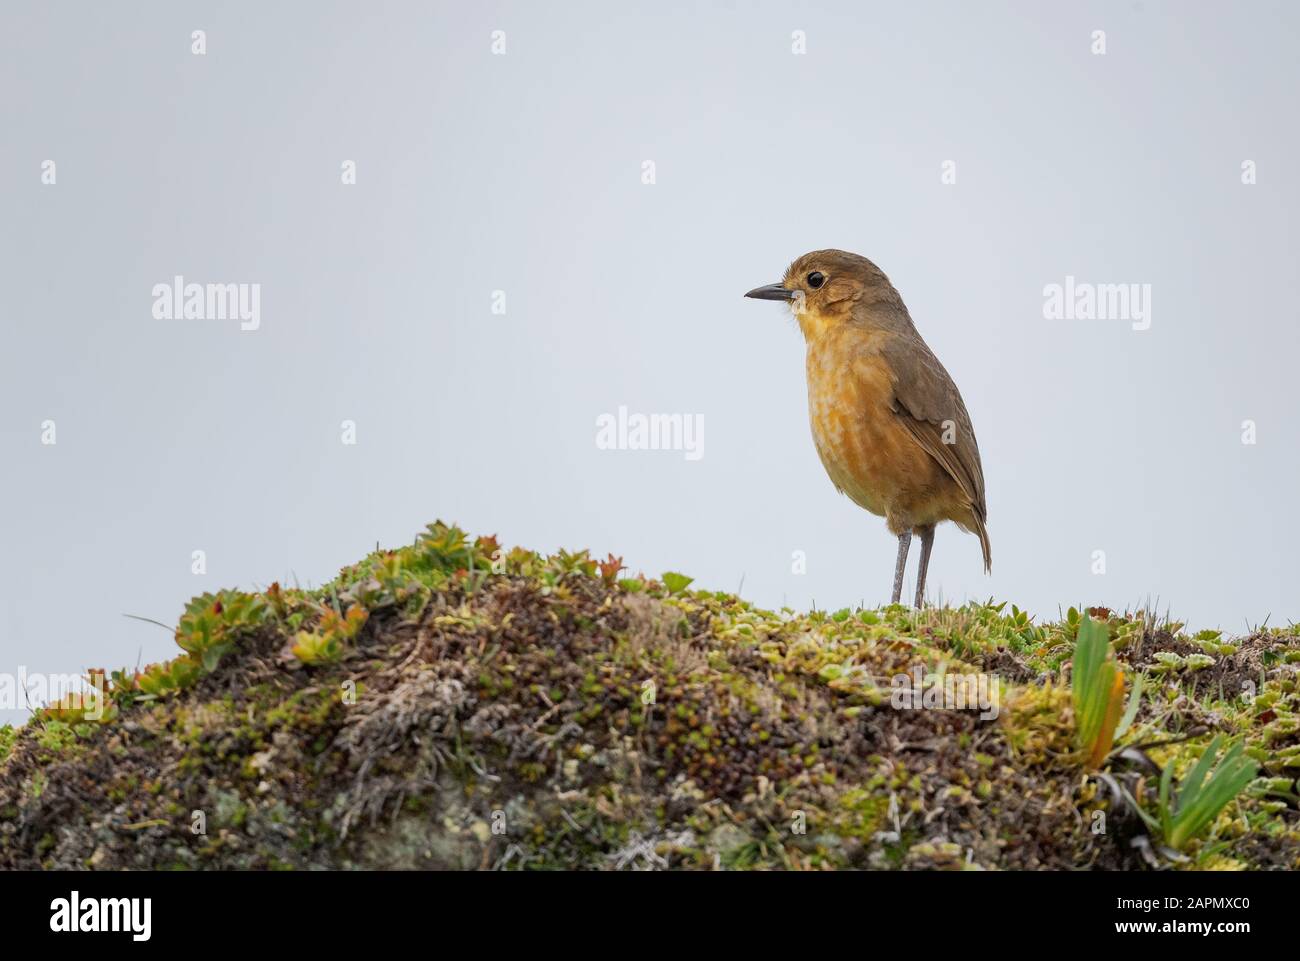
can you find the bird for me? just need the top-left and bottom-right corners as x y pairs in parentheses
(745, 249), (990, 608)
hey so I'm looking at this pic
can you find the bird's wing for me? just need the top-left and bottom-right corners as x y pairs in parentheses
(880, 336), (988, 524)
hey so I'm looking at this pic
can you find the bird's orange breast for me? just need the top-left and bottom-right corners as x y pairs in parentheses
(804, 325), (945, 525)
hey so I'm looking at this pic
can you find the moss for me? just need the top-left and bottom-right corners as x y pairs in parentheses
(0, 725), (16, 763)
(0, 521), (1295, 870)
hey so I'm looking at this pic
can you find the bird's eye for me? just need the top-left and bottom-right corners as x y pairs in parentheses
(807, 271), (826, 289)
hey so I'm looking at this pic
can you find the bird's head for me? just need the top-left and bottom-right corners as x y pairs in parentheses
(745, 248), (901, 341)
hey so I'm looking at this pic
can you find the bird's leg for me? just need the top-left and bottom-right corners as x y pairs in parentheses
(914, 525), (935, 609)
(891, 530), (912, 605)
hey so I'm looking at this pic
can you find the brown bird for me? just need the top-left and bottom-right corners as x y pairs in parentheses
(745, 249), (990, 607)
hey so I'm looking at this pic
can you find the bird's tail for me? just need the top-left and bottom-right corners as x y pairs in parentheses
(976, 519), (992, 574)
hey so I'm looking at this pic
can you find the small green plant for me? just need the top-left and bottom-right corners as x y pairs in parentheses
(1128, 736), (1258, 852)
(291, 605), (368, 666)
(661, 572), (694, 596)
(548, 548), (598, 578)
(34, 719), (79, 753)
(135, 657), (203, 698)
(0, 724), (15, 763)
(345, 550), (434, 609)
(38, 690), (118, 725)
(291, 630), (342, 666)
(33, 669), (117, 725)
(1072, 611), (1142, 768)
(175, 590), (268, 670)
(416, 521), (496, 573)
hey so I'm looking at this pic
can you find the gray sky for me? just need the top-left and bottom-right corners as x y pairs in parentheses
(3, 1), (1297, 726)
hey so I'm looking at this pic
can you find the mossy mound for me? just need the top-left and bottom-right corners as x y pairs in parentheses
(2, 523), (1298, 870)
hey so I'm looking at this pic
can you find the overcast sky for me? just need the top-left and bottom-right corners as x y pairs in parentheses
(3, 1), (1297, 725)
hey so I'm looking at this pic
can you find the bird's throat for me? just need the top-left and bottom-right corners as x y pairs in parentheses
(794, 304), (841, 343)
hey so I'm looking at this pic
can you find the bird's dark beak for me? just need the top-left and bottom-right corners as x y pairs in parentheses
(744, 283), (795, 302)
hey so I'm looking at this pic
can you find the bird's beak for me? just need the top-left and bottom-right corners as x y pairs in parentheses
(744, 283), (795, 301)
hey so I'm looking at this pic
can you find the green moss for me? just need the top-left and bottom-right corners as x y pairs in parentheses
(1, 521), (1296, 870)
(0, 725), (16, 764)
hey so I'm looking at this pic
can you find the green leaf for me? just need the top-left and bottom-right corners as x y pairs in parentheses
(1177, 735), (1224, 812)
(200, 643), (228, 672)
(1133, 737), (1259, 853)
(1171, 740), (1257, 849)
(661, 572), (694, 595)
(1073, 612), (1124, 764)
(1115, 670), (1144, 738)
